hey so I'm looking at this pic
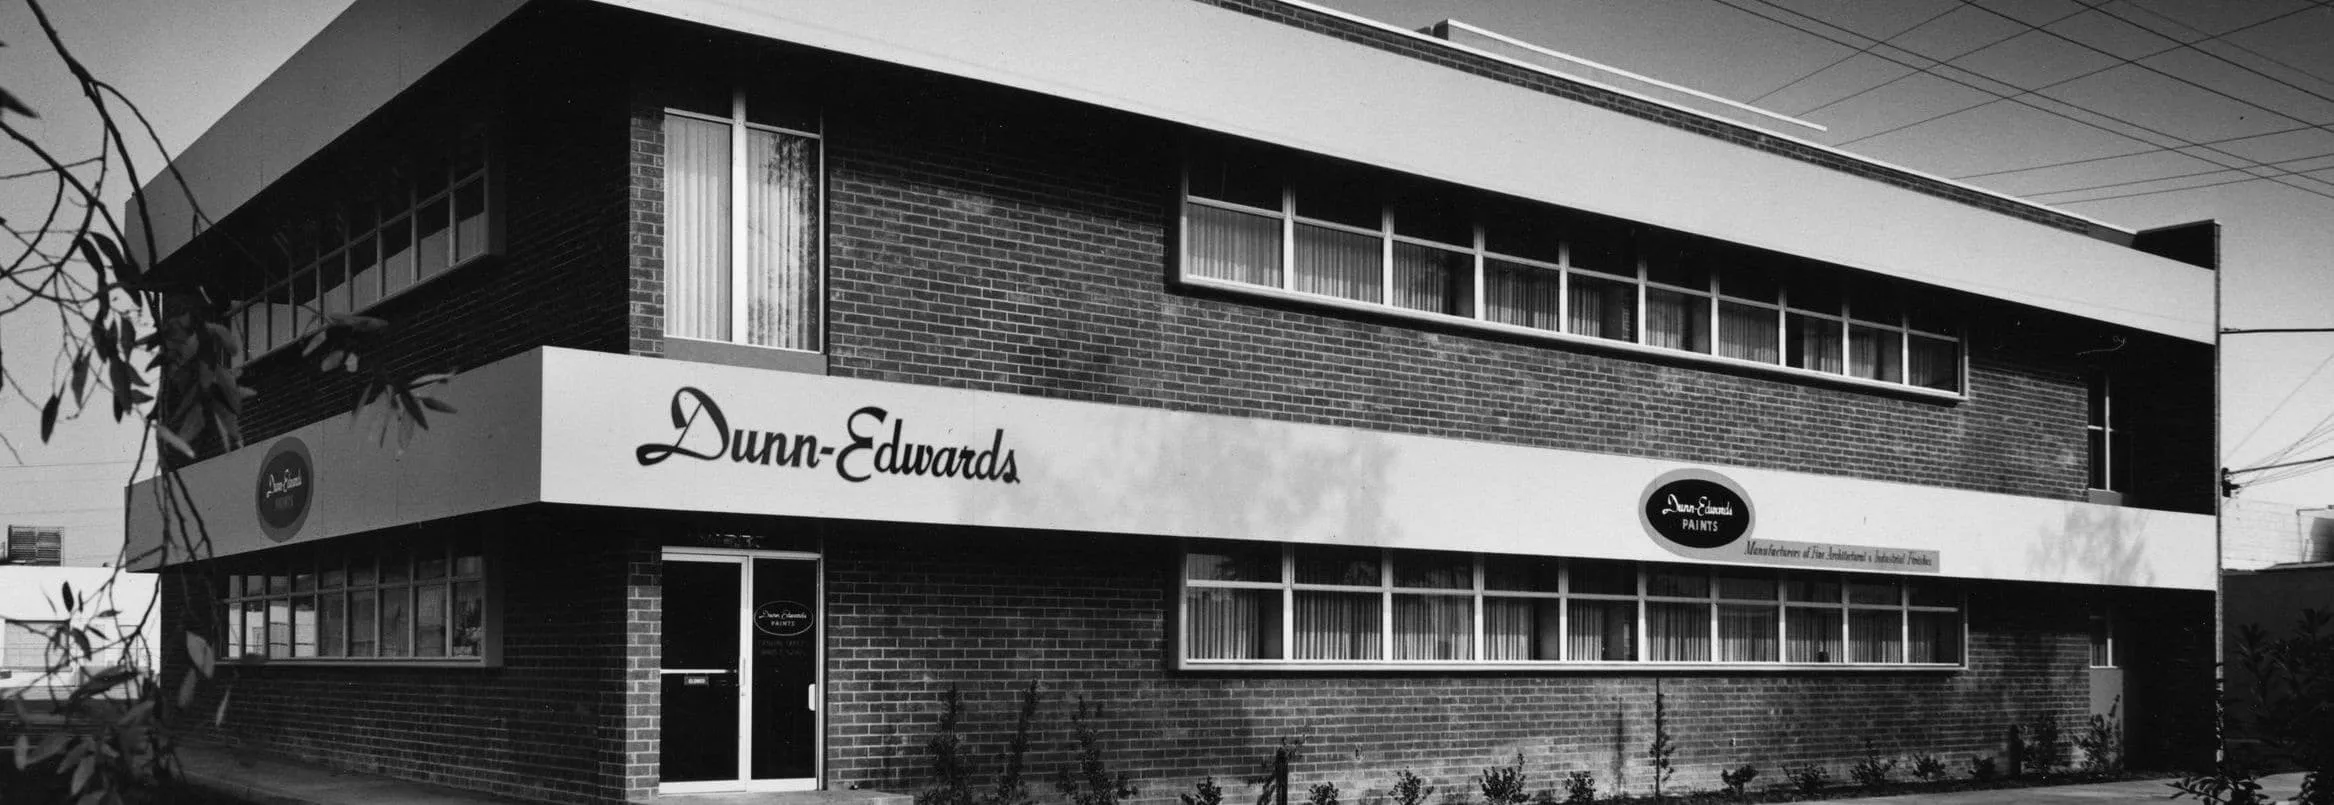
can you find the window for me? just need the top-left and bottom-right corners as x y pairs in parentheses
(2, 620), (62, 673)
(2089, 607), (2116, 668)
(2087, 372), (2120, 492)
(1180, 139), (1964, 394)
(664, 88), (823, 352)
(226, 132), (496, 362)
(1180, 541), (1964, 668)
(222, 534), (492, 664)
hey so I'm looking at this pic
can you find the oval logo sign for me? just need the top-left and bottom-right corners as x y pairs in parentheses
(754, 600), (813, 637)
(1639, 469), (1752, 550)
(254, 437), (314, 543)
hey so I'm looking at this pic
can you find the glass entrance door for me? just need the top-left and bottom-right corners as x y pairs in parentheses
(660, 549), (821, 793)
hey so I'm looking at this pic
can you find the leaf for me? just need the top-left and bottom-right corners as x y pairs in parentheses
(211, 687), (233, 728)
(87, 232), (139, 289)
(10, 734), (24, 769)
(61, 581), (74, 611)
(115, 701), (154, 728)
(29, 732), (68, 765)
(0, 87), (36, 118)
(69, 353), (88, 403)
(177, 671), (199, 708)
(40, 393), (59, 441)
(155, 425), (194, 458)
(186, 632), (215, 679)
(71, 751), (94, 795)
(419, 396), (457, 414)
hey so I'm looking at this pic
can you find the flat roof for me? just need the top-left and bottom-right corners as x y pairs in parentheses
(131, 0), (2216, 343)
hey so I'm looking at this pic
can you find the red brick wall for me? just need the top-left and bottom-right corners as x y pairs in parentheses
(158, 508), (656, 804)
(822, 523), (2115, 802)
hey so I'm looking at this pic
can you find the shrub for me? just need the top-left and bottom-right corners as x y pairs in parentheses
(1247, 738), (1305, 805)
(1969, 756), (1998, 782)
(1181, 778), (1226, 805)
(1783, 764), (1828, 797)
(1562, 771), (1596, 804)
(1849, 741), (1896, 789)
(1054, 697), (1137, 805)
(918, 686), (973, 805)
(1390, 770), (1434, 805)
(992, 682), (1043, 805)
(1718, 765), (1757, 801)
(2075, 698), (2123, 775)
(1479, 754), (1529, 805)
(1909, 753), (1946, 783)
(2024, 717), (2065, 776)
(1648, 686), (1677, 801)
(1309, 782), (1341, 805)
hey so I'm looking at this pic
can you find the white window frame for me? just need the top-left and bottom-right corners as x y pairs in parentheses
(1177, 148), (1967, 400)
(1177, 542), (1966, 672)
(2088, 607), (2117, 668)
(661, 88), (827, 355)
(221, 535), (500, 668)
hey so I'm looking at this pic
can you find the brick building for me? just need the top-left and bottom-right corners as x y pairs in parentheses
(126, 0), (2220, 802)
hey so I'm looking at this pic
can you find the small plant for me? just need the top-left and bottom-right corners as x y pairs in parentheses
(1247, 738), (1305, 805)
(1849, 741), (1896, 789)
(992, 682), (1043, 805)
(1054, 697), (1138, 805)
(1479, 753), (1530, 805)
(1968, 756), (1998, 782)
(1562, 771), (1596, 804)
(2075, 698), (2123, 775)
(918, 686), (973, 805)
(1181, 778), (1226, 805)
(1309, 782), (1341, 805)
(1648, 684), (1677, 801)
(1783, 764), (1829, 797)
(2169, 766), (2266, 805)
(1718, 765), (1758, 801)
(1390, 770), (1434, 805)
(1909, 753), (1946, 782)
(2023, 716), (2065, 776)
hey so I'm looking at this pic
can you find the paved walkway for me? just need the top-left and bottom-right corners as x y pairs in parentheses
(176, 743), (527, 804)
(1821, 772), (2309, 804)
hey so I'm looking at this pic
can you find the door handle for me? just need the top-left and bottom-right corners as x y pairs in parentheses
(807, 683), (818, 712)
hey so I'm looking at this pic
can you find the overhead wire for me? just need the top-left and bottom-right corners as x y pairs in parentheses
(1747, 4), (1965, 106)
(2024, 151), (2334, 197)
(2227, 346), (2334, 459)
(1953, 122), (2330, 179)
(2076, 0), (2334, 111)
(1710, 0), (2334, 206)
(1788, 6), (2093, 120)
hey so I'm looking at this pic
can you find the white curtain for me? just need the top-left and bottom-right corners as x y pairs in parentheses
(1785, 608), (1841, 663)
(1187, 204), (1282, 287)
(1849, 610), (1902, 663)
(1645, 289), (1708, 352)
(664, 115), (732, 341)
(1392, 243), (1470, 316)
(1718, 605), (1778, 662)
(1484, 598), (1562, 661)
(1294, 224), (1380, 302)
(1567, 599), (1635, 661)
(1719, 301), (1779, 363)
(1568, 274), (1635, 341)
(1485, 261), (1561, 331)
(1187, 589), (1274, 660)
(1294, 592), (1379, 660)
(1647, 602), (1710, 662)
(1394, 594), (1472, 660)
(745, 129), (820, 350)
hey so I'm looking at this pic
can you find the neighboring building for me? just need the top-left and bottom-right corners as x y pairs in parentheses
(4, 526), (63, 566)
(125, 1), (2219, 802)
(2223, 497), (2334, 571)
(0, 562), (159, 700)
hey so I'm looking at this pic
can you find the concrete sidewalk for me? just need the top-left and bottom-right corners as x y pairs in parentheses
(175, 743), (523, 804)
(1820, 772), (2309, 804)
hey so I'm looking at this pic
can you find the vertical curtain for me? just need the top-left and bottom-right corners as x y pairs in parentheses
(1392, 243), (1472, 316)
(746, 129), (821, 350)
(1393, 594), (1472, 660)
(1187, 204), (1283, 288)
(1483, 598), (1561, 661)
(1717, 605), (1778, 662)
(664, 115), (732, 341)
(1789, 314), (1843, 373)
(1568, 274), (1635, 341)
(1849, 325), (1902, 381)
(1567, 600), (1635, 661)
(1294, 591), (1380, 660)
(1908, 611), (1962, 664)
(1485, 261), (1561, 331)
(1908, 335), (1959, 390)
(1294, 224), (1381, 302)
(1187, 589), (1274, 660)
(1785, 608), (1841, 663)
(1646, 602), (1710, 662)
(1849, 610), (1902, 663)
(1645, 290), (1709, 352)
(1719, 302), (1778, 363)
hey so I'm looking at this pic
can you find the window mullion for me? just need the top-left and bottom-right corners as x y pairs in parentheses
(1634, 565), (1648, 663)
(1472, 555), (1486, 662)
(1378, 549), (1392, 662)
(1472, 223), (1487, 324)
(728, 87), (750, 343)
(1380, 207), (1394, 307)
(1280, 546), (1294, 661)
(1280, 186), (1296, 293)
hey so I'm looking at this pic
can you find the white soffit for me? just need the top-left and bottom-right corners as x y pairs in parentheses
(128, 0), (525, 265)
(600, 0), (2214, 343)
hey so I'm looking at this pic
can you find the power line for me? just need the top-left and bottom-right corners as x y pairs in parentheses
(1714, 0), (2334, 206)
(1748, 4), (1964, 105)
(1790, 6), (2093, 120)
(2074, 0), (2334, 115)
(2024, 152), (2334, 197)
(2227, 345), (2334, 458)
(2051, 167), (2334, 203)
(1952, 123), (2331, 179)
(2119, 0), (2334, 89)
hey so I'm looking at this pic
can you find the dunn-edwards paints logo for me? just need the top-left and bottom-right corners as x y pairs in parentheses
(633, 387), (1021, 484)
(254, 437), (314, 543)
(1638, 468), (1753, 551)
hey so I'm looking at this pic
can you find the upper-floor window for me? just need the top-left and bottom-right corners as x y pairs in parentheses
(662, 89), (822, 353)
(1180, 541), (1963, 669)
(1180, 138), (1964, 395)
(2088, 371), (2119, 492)
(225, 131), (496, 362)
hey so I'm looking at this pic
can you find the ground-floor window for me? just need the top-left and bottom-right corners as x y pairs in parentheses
(219, 533), (494, 665)
(1180, 541), (1963, 669)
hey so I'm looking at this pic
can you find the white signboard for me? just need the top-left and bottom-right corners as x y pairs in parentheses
(131, 347), (2215, 590)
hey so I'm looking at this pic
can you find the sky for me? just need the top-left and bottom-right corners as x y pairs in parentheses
(0, 0), (2330, 565)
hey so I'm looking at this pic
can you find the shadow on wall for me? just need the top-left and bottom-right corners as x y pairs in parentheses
(2021, 506), (2150, 588)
